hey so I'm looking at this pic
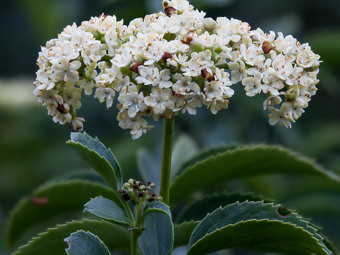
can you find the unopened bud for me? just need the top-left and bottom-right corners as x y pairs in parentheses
(130, 62), (143, 73)
(203, 18), (217, 32)
(181, 36), (193, 45)
(164, 6), (177, 17)
(72, 117), (85, 131)
(161, 52), (172, 62)
(262, 41), (275, 54)
(201, 68), (208, 78)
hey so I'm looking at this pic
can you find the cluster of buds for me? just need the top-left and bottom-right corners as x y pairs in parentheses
(119, 179), (162, 203)
(34, 0), (321, 138)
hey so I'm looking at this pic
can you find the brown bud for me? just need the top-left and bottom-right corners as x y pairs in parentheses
(207, 75), (216, 82)
(57, 104), (65, 113)
(161, 52), (172, 62)
(164, 6), (177, 17)
(130, 62), (143, 73)
(262, 41), (275, 54)
(181, 36), (193, 45)
(201, 68), (208, 78)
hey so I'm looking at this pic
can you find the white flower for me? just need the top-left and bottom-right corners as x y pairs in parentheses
(296, 44), (320, 68)
(268, 105), (292, 128)
(172, 73), (200, 94)
(145, 87), (175, 115)
(34, 0), (321, 137)
(118, 85), (147, 118)
(242, 73), (262, 97)
(94, 85), (115, 109)
(135, 66), (160, 86)
(50, 58), (81, 83)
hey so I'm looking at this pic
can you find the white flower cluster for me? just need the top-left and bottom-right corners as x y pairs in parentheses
(34, 0), (320, 139)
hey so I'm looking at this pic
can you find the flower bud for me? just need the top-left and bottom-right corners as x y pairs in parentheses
(130, 62), (143, 73)
(164, 6), (177, 17)
(71, 117), (85, 131)
(203, 18), (217, 33)
(262, 41), (275, 54)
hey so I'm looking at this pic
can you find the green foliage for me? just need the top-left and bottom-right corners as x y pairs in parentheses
(138, 202), (174, 255)
(7, 134), (340, 255)
(67, 132), (122, 189)
(65, 230), (110, 255)
(173, 221), (198, 248)
(170, 145), (340, 204)
(175, 192), (269, 223)
(170, 135), (199, 180)
(84, 196), (131, 226)
(12, 220), (130, 255)
(6, 180), (121, 248)
(188, 201), (333, 255)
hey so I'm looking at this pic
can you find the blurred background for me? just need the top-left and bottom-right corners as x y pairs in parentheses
(1, 0), (340, 254)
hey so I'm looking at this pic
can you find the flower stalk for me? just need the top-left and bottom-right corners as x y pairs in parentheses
(159, 116), (175, 205)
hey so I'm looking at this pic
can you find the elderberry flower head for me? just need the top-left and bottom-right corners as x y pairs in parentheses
(34, 0), (321, 138)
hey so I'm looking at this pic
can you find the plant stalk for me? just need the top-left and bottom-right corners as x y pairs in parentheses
(131, 202), (143, 255)
(159, 116), (175, 205)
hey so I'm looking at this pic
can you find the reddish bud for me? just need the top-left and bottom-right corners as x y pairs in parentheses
(180, 36), (193, 45)
(201, 68), (208, 78)
(161, 52), (172, 62)
(262, 41), (275, 54)
(57, 104), (65, 113)
(130, 62), (143, 73)
(207, 75), (215, 82)
(164, 6), (177, 17)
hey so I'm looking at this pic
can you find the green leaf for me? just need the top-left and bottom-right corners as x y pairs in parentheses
(175, 192), (269, 223)
(84, 196), (131, 226)
(12, 220), (130, 255)
(170, 145), (340, 204)
(137, 148), (160, 190)
(188, 201), (332, 255)
(174, 145), (235, 177)
(67, 132), (122, 189)
(6, 180), (124, 248)
(171, 135), (199, 180)
(138, 201), (174, 255)
(65, 230), (110, 255)
(174, 221), (199, 248)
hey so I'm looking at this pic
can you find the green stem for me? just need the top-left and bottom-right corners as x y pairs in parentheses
(131, 231), (138, 255)
(131, 202), (143, 255)
(159, 116), (175, 205)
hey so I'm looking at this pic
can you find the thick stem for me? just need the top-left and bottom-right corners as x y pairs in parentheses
(131, 202), (143, 255)
(131, 231), (138, 255)
(159, 116), (175, 205)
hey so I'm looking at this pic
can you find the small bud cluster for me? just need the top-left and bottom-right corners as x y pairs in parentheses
(119, 179), (162, 203)
(34, 0), (320, 138)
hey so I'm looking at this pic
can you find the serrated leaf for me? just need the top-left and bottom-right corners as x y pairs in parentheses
(84, 196), (131, 226)
(6, 180), (124, 248)
(174, 221), (199, 248)
(171, 135), (199, 180)
(138, 201), (174, 255)
(175, 192), (269, 223)
(170, 145), (340, 204)
(67, 132), (122, 189)
(65, 230), (110, 255)
(175, 145), (235, 177)
(188, 201), (332, 255)
(12, 220), (130, 255)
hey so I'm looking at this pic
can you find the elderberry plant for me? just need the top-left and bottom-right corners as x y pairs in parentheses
(6, 0), (339, 255)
